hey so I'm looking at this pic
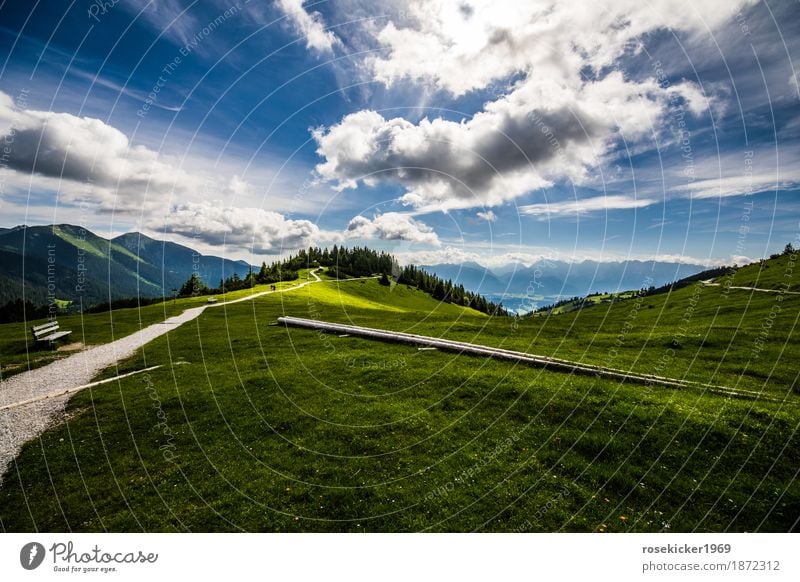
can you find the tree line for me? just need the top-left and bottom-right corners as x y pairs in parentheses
(393, 264), (507, 315)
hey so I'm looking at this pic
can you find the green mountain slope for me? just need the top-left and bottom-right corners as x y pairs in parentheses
(0, 225), (253, 307)
(723, 252), (800, 292)
(112, 231), (251, 290)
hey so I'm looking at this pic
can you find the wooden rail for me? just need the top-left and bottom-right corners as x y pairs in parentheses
(276, 316), (788, 402)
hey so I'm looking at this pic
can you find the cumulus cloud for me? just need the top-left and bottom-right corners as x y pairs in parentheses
(367, 0), (757, 97)
(476, 210), (497, 222)
(520, 194), (658, 217)
(313, 74), (690, 212)
(152, 201), (330, 253)
(345, 212), (440, 245)
(0, 91), (203, 212)
(312, 0), (755, 213)
(276, 0), (340, 54)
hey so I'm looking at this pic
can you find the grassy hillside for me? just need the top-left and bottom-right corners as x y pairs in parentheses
(0, 264), (797, 532)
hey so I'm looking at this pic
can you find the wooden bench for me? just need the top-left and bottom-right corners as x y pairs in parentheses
(31, 321), (72, 346)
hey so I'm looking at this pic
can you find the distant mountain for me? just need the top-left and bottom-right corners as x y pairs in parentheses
(422, 259), (707, 313)
(112, 232), (251, 289)
(418, 262), (505, 293)
(0, 225), (253, 308)
(0, 225), (26, 236)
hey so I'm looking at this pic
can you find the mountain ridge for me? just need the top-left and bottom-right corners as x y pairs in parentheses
(0, 224), (253, 307)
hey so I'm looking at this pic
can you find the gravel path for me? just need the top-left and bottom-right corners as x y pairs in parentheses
(701, 280), (800, 294)
(0, 272), (326, 480)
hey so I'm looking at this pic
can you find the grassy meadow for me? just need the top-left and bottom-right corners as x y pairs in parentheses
(1, 257), (798, 532)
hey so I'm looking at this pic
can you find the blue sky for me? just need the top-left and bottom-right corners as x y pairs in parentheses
(0, 0), (798, 268)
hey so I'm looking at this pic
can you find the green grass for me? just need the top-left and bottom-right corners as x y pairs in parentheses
(51, 226), (108, 259)
(1, 272), (798, 532)
(428, 280), (800, 398)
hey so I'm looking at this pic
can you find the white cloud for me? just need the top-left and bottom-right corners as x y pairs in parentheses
(520, 194), (658, 217)
(0, 91), (204, 212)
(686, 174), (800, 199)
(313, 0), (754, 212)
(366, 0), (757, 97)
(224, 175), (253, 198)
(345, 212), (440, 245)
(153, 200), (332, 253)
(276, 0), (340, 54)
(393, 246), (562, 269)
(666, 82), (710, 117)
(0, 90), (431, 258)
(476, 210), (497, 222)
(394, 246), (484, 266)
(663, 147), (800, 200)
(0, 92), (343, 223)
(312, 73), (676, 213)
(311, 0), (751, 213)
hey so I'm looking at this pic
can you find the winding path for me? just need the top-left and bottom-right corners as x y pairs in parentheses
(0, 271), (327, 479)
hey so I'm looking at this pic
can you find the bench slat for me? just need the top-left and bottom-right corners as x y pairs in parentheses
(33, 325), (59, 333)
(33, 327), (58, 339)
(33, 331), (59, 339)
(39, 330), (72, 342)
(32, 322), (59, 333)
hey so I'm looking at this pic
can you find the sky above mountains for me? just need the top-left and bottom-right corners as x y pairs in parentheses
(0, 0), (798, 268)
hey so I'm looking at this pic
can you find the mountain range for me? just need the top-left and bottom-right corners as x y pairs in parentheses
(422, 259), (708, 313)
(0, 224), (252, 307)
(0, 223), (711, 313)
